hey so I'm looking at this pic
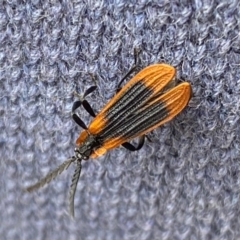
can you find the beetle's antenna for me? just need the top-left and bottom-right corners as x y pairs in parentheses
(25, 156), (76, 192)
(69, 159), (82, 218)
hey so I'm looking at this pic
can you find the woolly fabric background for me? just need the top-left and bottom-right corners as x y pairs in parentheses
(1, 0), (240, 239)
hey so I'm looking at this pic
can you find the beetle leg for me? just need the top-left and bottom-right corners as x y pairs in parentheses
(72, 86), (97, 128)
(116, 48), (141, 92)
(121, 135), (145, 151)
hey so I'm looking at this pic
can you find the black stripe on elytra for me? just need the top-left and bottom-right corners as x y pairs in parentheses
(105, 81), (152, 120)
(99, 81), (154, 138)
(102, 98), (169, 140)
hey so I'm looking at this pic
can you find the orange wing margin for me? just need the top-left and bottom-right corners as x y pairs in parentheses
(75, 64), (191, 158)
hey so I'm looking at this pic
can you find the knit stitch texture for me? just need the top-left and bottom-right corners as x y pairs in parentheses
(1, 0), (240, 239)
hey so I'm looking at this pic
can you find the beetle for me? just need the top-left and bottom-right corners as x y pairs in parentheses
(25, 50), (191, 217)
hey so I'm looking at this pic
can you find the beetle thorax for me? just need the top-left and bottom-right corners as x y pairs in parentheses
(74, 134), (100, 160)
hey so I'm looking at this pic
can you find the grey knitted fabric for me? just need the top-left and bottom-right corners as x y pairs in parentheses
(1, 0), (240, 239)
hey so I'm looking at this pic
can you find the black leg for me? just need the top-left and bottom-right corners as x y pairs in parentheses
(122, 135), (145, 151)
(73, 86), (97, 117)
(71, 112), (88, 130)
(116, 48), (141, 92)
(145, 135), (152, 143)
(83, 86), (97, 99)
(72, 100), (82, 113)
(72, 86), (97, 129)
(82, 99), (96, 117)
